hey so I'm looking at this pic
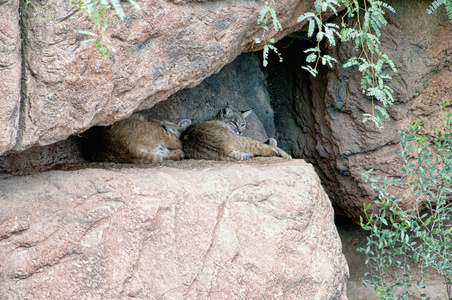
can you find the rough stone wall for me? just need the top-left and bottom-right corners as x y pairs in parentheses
(0, 158), (349, 299)
(267, 1), (452, 219)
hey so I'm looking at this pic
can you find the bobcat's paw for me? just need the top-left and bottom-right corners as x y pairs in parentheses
(229, 150), (253, 161)
(280, 152), (292, 160)
(153, 145), (170, 157)
(167, 149), (184, 161)
(241, 153), (253, 160)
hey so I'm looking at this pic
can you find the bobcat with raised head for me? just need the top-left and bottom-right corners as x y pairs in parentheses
(82, 114), (191, 164)
(182, 105), (292, 161)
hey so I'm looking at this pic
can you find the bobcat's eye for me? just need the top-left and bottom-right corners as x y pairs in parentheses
(231, 122), (240, 134)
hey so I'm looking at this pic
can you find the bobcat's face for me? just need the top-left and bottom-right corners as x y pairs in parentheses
(225, 115), (247, 135)
(213, 105), (252, 135)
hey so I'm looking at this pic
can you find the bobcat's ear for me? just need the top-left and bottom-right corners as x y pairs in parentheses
(220, 105), (233, 118)
(241, 109), (253, 119)
(178, 119), (192, 131)
(162, 122), (180, 137)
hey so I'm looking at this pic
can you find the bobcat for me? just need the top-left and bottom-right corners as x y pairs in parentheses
(82, 114), (191, 164)
(182, 105), (292, 161)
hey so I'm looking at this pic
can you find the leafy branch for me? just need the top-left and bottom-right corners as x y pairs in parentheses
(428, 0), (452, 22)
(298, 0), (397, 130)
(255, 0), (283, 67)
(297, 1), (341, 76)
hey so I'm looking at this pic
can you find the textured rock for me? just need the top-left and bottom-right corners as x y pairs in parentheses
(13, 0), (314, 152)
(0, 0), (21, 154)
(266, 0), (452, 218)
(0, 136), (83, 175)
(0, 158), (348, 299)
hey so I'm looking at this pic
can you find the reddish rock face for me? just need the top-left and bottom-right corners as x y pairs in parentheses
(4, 0), (314, 153)
(266, 0), (452, 219)
(322, 1), (452, 218)
(0, 0), (21, 153)
(0, 158), (349, 299)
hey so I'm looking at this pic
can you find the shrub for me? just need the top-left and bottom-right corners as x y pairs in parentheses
(360, 106), (452, 299)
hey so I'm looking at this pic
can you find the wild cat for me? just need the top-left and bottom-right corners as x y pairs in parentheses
(182, 105), (292, 161)
(82, 113), (191, 163)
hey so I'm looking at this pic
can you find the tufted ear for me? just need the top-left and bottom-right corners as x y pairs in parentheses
(162, 121), (180, 137)
(241, 109), (253, 119)
(177, 119), (192, 131)
(220, 104), (233, 118)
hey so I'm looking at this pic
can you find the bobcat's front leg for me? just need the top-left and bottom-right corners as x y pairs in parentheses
(221, 144), (253, 161)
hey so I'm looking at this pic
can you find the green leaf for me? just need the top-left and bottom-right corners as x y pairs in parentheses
(270, 7), (282, 31)
(306, 53), (318, 63)
(78, 30), (98, 37)
(80, 38), (96, 44)
(297, 12), (315, 23)
(301, 65), (318, 77)
(110, 0), (125, 19)
(92, 4), (101, 28)
(308, 18), (316, 37)
(128, 0), (141, 11)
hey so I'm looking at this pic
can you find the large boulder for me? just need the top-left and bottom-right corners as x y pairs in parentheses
(0, 158), (349, 299)
(6, 0), (314, 154)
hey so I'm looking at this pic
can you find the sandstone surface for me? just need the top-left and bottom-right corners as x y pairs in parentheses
(0, 0), (21, 154)
(0, 158), (348, 299)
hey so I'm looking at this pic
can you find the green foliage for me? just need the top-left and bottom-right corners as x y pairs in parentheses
(71, 0), (140, 55)
(298, 0), (397, 129)
(428, 0), (452, 23)
(360, 107), (452, 299)
(255, 0), (283, 67)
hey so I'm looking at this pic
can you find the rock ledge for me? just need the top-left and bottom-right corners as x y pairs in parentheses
(0, 158), (348, 299)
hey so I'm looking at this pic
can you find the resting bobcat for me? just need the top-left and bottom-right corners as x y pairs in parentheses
(82, 114), (191, 163)
(182, 105), (292, 161)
